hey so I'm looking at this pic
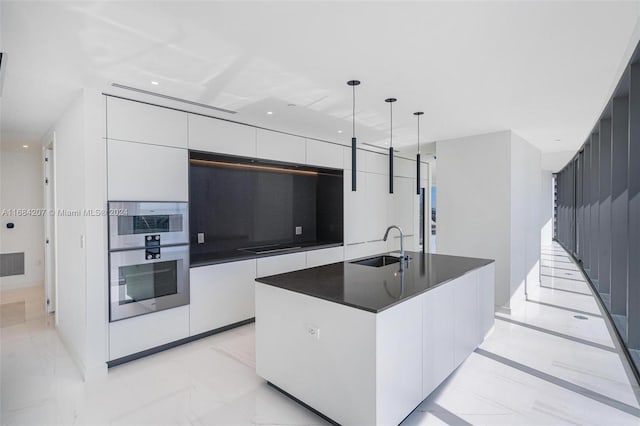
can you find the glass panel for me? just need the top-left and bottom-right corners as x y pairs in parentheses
(118, 261), (178, 304)
(118, 214), (183, 235)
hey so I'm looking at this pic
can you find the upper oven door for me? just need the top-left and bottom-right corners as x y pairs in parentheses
(109, 201), (189, 250)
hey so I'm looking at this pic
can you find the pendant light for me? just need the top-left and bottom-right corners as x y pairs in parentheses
(385, 98), (397, 194)
(414, 111), (424, 194)
(347, 80), (361, 191)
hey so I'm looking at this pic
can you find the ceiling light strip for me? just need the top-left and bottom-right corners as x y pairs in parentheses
(110, 83), (236, 114)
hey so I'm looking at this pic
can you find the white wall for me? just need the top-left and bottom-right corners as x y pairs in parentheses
(0, 146), (44, 289)
(436, 130), (542, 311)
(436, 131), (512, 308)
(52, 89), (108, 380)
(540, 171), (554, 246)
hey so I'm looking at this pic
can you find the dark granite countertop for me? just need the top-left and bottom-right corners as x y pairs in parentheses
(190, 242), (344, 267)
(254, 251), (494, 313)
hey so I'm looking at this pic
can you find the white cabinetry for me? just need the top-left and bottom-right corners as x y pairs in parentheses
(306, 246), (344, 268)
(189, 259), (256, 336)
(478, 263), (496, 338)
(306, 139), (344, 169)
(452, 271), (479, 367)
(257, 252), (307, 277)
(107, 140), (188, 201)
(422, 281), (455, 398)
(106, 97), (187, 148)
(365, 151), (387, 175)
(256, 129), (305, 164)
(109, 306), (190, 360)
(188, 114), (256, 157)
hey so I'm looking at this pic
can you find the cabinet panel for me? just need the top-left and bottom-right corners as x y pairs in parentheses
(256, 129), (305, 164)
(188, 114), (256, 157)
(107, 140), (188, 201)
(189, 259), (256, 336)
(109, 306), (190, 360)
(343, 146), (367, 172)
(387, 176), (415, 238)
(365, 151), (387, 175)
(422, 282), (454, 398)
(478, 263), (496, 340)
(256, 252), (307, 277)
(306, 246), (344, 268)
(452, 272), (479, 367)
(107, 97), (187, 148)
(344, 170), (368, 244)
(365, 173), (388, 242)
(394, 157), (414, 178)
(306, 139), (344, 169)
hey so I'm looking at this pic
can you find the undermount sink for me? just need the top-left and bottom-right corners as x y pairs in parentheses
(350, 255), (402, 268)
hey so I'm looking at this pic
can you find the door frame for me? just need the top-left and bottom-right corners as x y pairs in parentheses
(43, 132), (57, 319)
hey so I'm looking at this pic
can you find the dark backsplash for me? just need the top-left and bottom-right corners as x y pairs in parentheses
(189, 152), (343, 261)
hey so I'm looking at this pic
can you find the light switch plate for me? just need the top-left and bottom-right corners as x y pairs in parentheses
(197, 232), (205, 244)
(295, 226), (303, 235)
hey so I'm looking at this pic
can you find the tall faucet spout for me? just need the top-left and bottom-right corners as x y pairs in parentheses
(383, 225), (406, 264)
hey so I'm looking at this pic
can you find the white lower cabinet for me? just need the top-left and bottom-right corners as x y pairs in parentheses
(189, 259), (257, 336)
(422, 281), (455, 398)
(306, 246), (344, 268)
(478, 263), (496, 339)
(256, 252), (307, 277)
(452, 271), (479, 367)
(109, 306), (190, 361)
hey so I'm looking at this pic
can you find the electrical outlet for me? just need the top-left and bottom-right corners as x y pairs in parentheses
(295, 226), (303, 236)
(197, 233), (205, 244)
(305, 323), (320, 340)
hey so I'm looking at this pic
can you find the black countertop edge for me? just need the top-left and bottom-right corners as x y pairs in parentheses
(255, 252), (495, 314)
(190, 242), (344, 268)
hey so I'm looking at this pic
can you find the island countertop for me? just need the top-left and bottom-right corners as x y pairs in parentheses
(254, 251), (494, 313)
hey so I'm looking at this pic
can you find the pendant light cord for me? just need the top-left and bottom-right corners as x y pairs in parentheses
(390, 101), (393, 148)
(417, 115), (420, 154)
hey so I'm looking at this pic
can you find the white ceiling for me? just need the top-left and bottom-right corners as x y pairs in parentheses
(1, 1), (639, 170)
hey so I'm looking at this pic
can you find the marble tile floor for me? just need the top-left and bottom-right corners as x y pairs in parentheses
(2, 242), (640, 425)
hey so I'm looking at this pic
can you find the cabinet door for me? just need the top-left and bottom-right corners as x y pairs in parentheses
(188, 114), (256, 157)
(109, 306), (190, 360)
(107, 140), (188, 201)
(306, 246), (344, 268)
(256, 129), (305, 164)
(106, 97), (187, 148)
(452, 272), (479, 368)
(306, 139), (344, 169)
(394, 157), (414, 178)
(256, 252), (307, 277)
(344, 170), (368, 244)
(189, 259), (256, 336)
(422, 283), (454, 398)
(478, 263), (496, 340)
(387, 176), (415, 251)
(366, 173), (388, 242)
(365, 151), (387, 175)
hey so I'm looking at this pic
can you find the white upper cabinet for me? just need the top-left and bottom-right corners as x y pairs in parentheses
(394, 157), (414, 178)
(188, 114), (256, 157)
(365, 151), (388, 175)
(306, 139), (344, 169)
(343, 146), (367, 172)
(107, 140), (188, 201)
(106, 97), (187, 148)
(257, 129), (305, 164)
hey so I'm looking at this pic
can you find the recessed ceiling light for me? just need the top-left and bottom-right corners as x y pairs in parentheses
(22, 145), (29, 149)
(267, 111), (273, 115)
(151, 81), (159, 85)
(338, 130), (343, 134)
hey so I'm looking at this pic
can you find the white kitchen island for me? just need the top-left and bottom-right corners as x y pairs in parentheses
(255, 251), (495, 425)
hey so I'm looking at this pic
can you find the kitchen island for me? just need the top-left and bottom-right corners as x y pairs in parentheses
(255, 251), (495, 426)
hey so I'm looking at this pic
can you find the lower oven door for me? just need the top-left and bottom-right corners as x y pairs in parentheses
(109, 245), (189, 322)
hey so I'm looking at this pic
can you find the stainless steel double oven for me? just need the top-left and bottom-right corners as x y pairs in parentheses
(108, 201), (189, 322)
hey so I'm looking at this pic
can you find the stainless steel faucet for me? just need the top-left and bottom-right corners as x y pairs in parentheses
(383, 225), (407, 263)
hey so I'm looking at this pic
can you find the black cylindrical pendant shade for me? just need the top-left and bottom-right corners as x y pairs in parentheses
(352, 137), (357, 191)
(416, 153), (421, 194)
(389, 147), (394, 194)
